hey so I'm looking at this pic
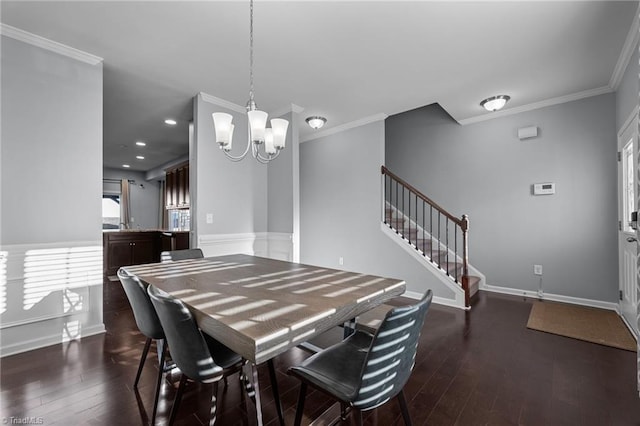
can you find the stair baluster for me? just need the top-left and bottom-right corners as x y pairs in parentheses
(381, 166), (476, 308)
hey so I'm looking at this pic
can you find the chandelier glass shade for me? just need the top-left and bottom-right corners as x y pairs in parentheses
(212, 0), (289, 164)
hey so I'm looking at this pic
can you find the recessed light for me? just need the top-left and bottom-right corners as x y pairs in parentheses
(164, 119), (177, 126)
(135, 141), (146, 147)
(122, 164), (130, 168)
(480, 95), (510, 112)
(136, 156), (145, 160)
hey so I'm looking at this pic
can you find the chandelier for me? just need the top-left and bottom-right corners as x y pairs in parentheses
(212, 0), (289, 164)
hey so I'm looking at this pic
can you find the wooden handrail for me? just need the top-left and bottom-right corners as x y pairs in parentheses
(382, 165), (472, 307)
(381, 166), (462, 225)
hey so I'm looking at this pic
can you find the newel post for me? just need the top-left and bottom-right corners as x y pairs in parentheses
(461, 214), (470, 308)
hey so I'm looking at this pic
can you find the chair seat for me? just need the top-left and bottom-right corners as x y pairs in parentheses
(204, 334), (243, 369)
(289, 330), (373, 402)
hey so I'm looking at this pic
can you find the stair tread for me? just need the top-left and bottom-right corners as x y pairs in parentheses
(383, 215), (482, 308)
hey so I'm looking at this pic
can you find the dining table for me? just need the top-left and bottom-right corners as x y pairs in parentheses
(122, 253), (406, 425)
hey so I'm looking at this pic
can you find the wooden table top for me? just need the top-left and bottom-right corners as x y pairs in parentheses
(123, 254), (405, 364)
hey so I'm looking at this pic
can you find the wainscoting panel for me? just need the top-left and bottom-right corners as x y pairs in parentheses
(0, 240), (105, 357)
(198, 232), (293, 262)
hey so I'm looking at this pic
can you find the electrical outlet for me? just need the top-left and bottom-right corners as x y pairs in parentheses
(206, 213), (213, 224)
(534, 264), (543, 276)
(339, 257), (344, 266)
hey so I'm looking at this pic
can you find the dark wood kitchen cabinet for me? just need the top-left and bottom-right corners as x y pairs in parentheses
(103, 232), (160, 276)
(165, 162), (189, 209)
(160, 231), (190, 252)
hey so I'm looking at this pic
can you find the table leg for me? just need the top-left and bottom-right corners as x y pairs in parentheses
(267, 359), (285, 426)
(242, 362), (264, 426)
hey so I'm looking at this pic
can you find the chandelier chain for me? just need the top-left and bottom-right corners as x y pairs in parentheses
(249, 0), (254, 106)
(213, 0), (288, 164)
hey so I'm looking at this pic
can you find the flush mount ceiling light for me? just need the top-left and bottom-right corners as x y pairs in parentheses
(135, 141), (146, 146)
(164, 119), (177, 126)
(480, 95), (510, 112)
(306, 116), (327, 130)
(212, 0), (289, 164)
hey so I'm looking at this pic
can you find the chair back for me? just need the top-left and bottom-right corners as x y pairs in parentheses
(160, 248), (204, 263)
(147, 285), (223, 384)
(117, 268), (164, 340)
(353, 290), (433, 411)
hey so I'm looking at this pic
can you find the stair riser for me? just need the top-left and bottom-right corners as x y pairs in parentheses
(384, 203), (482, 308)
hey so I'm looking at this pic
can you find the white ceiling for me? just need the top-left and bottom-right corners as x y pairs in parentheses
(1, 1), (637, 172)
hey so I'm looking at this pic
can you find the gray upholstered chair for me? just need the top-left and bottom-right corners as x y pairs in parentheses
(147, 284), (244, 425)
(288, 290), (433, 426)
(160, 248), (204, 263)
(117, 268), (168, 425)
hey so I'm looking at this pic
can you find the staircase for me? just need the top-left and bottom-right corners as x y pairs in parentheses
(381, 166), (481, 308)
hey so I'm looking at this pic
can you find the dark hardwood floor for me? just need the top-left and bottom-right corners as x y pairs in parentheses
(2, 278), (639, 425)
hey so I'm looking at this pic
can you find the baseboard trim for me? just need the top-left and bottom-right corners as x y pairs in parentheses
(482, 283), (619, 311)
(402, 289), (461, 309)
(0, 323), (106, 358)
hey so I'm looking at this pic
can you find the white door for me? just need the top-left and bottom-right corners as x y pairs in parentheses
(618, 115), (639, 337)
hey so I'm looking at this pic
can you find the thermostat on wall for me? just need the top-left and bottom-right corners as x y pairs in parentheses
(533, 182), (555, 195)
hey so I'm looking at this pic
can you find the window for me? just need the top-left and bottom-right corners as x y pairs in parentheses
(102, 195), (120, 229)
(622, 139), (635, 232)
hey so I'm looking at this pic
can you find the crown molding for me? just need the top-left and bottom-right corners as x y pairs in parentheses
(0, 24), (102, 65)
(609, 3), (640, 90)
(199, 92), (246, 114)
(457, 86), (613, 126)
(199, 93), (304, 118)
(270, 103), (305, 118)
(301, 113), (388, 143)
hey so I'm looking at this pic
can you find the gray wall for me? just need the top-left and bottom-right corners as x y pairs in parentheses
(1, 37), (103, 245)
(1, 36), (104, 355)
(386, 94), (618, 302)
(267, 111), (295, 233)
(103, 168), (161, 230)
(300, 120), (455, 300)
(193, 94), (268, 236)
(616, 42), (639, 131)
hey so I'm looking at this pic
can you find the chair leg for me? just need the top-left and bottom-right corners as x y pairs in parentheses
(151, 339), (167, 425)
(397, 389), (412, 426)
(340, 402), (350, 421)
(293, 382), (307, 426)
(343, 318), (357, 339)
(168, 375), (188, 426)
(210, 381), (218, 426)
(267, 359), (285, 426)
(134, 337), (152, 388)
(354, 408), (363, 426)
